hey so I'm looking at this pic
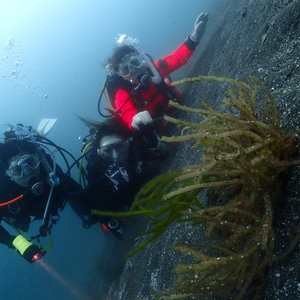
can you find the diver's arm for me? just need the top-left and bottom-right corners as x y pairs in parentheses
(68, 199), (91, 220)
(114, 89), (138, 129)
(155, 43), (195, 78)
(155, 12), (209, 78)
(0, 224), (42, 262)
(0, 224), (15, 248)
(60, 172), (83, 199)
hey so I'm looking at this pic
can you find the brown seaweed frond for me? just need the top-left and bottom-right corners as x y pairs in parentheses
(155, 76), (299, 299)
(127, 76), (298, 300)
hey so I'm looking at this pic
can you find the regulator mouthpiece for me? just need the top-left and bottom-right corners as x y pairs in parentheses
(31, 181), (45, 196)
(140, 74), (152, 86)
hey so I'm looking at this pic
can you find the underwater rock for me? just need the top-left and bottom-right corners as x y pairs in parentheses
(108, 0), (300, 299)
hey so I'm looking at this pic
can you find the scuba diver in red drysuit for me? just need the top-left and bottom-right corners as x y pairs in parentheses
(105, 12), (209, 137)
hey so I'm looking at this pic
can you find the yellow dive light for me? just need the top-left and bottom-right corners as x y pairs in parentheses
(12, 235), (42, 263)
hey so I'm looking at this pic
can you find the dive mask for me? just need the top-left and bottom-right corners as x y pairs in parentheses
(118, 53), (145, 79)
(7, 154), (40, 180)
(98, 137), (129, 163)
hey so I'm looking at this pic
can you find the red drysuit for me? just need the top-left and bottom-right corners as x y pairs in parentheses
(114, 38), (197, 128)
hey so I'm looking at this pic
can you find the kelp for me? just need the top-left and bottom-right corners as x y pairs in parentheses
(156, 76), (298, 299)
(92, 75), (299, 299)
(92, 170), (206, 257)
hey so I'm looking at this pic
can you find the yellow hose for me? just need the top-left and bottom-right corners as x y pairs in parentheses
(103, 77), (116, 111)
(79, 141), (94, 185)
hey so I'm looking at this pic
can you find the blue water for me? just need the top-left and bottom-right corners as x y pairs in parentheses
(0, 0), (221, 298)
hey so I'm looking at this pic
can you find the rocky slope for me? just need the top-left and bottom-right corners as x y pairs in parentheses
(107, 0), (300, 299)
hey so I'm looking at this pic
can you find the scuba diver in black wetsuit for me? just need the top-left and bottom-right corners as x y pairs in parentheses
(72, 116), (167, 238)
(0, 124), (82, 263)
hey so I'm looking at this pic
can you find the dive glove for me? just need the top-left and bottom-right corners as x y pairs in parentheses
(190, 13), (209, 44)
(131, 111), (153, 131)
(131, 111), (161, 149)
